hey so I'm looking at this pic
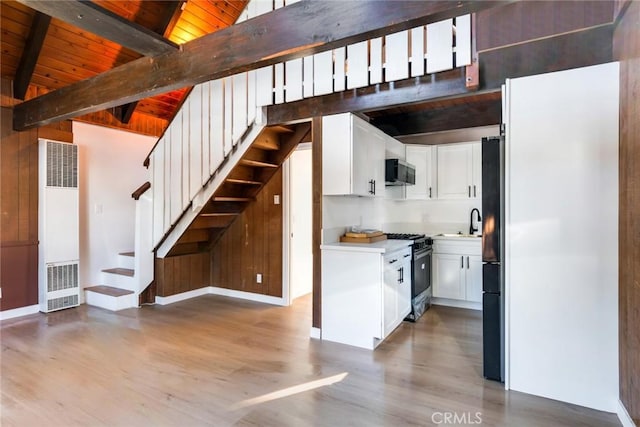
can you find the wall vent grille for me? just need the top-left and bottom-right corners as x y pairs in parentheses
(47, 294), (79, 312)
(46, 141), (78, 188)
(47, 263), (79, 292)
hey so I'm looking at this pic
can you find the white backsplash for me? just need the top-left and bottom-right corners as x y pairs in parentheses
(323, 194), (481, 242)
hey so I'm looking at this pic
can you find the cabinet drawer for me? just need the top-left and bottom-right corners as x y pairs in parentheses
(433, 239), (481, 255)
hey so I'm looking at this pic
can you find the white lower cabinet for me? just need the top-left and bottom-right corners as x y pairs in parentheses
(432, 239), (482, 307)
(321, 244), (412, 349)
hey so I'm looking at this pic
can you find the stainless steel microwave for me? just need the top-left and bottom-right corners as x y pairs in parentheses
(385, 159), (416, 186)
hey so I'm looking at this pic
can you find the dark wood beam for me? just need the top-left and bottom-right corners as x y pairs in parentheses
(370, 96), (502, 136)
(479, 24), (613, 91)
(13, 0), (508, 131)
(17, 0), (178, 57)
(267, 69), (470, 125)
(13, 12), (51, 100)
(114, 1), (185, 124)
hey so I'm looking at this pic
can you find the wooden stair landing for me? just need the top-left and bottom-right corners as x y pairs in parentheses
(85, 285), (134, 297)
(102, 268), (134, 277)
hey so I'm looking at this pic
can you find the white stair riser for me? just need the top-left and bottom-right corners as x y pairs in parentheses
(85, 291), (137, 311)
(118, 254), (135, 270)
(101, 272), (136, 292)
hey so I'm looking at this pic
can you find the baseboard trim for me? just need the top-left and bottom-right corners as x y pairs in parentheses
(154, 286), (287, 307)
(310, 327), (321, 339)
(155, 287), (211, 305)
(209, 287), (286, 306)
(0, 304), (40, 321)
(618, 399), (637, 427)
(431, 297), (482, 311)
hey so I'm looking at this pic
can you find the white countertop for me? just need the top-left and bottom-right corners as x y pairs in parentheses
(431, 234), (482, 242)
(321, 239), (411, 253)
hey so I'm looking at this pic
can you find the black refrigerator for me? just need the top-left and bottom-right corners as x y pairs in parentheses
(481, 136), (504, 382)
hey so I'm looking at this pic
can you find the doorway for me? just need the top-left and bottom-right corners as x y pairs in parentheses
(285, 143), (313, 304)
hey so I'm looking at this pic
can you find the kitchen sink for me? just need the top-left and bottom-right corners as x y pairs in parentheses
(436, 233), (482, 238)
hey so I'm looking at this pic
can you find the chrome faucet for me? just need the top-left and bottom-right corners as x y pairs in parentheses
(470, 208), (482, 235)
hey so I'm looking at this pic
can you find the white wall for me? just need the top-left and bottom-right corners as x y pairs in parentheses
(73, 122), (155, 295)
(505, 63), (619, 412)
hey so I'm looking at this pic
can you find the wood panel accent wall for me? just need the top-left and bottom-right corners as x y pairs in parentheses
(211, 168), (283, 298)
(0, 105), (73, 311)
(154, 252), (210, 297)
(613, 0), (640, 422)
(476, 0), (615, 52)
(311, 117), (322, 329)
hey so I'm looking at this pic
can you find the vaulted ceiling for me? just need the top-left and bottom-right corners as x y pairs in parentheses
(1, 0), (249, 136)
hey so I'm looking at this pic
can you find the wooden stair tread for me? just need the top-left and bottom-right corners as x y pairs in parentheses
(199, 213), (239, 217)
(269, 125), (295, 133)
(226, 178), (262, 186)
(213, 197), (254, 202)
(102, 268), (134, 277)
(85, 285), (134, 297)
(119, 251), (135, 257)
(239, 159), (278, 168)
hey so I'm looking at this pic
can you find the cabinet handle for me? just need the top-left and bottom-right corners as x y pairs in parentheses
(369, 179), (375, 195)
(401, 267), (404, 283)
(467, 256), (469, 269)
(473, 185), (477, 197)
(373, 180), (376, 195)
(461, 256), (464, 269)
(429, 187), (432, 198)
(389, 258), (398, 264)
(468, 185), (471, 197)
(403, 254), (411, 258)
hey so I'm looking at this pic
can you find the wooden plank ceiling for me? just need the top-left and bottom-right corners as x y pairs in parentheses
(1, 0), (248, 136)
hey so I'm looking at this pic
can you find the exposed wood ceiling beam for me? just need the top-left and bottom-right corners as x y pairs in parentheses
(13, 0), (509, 131)
(370, 96), (502, 136)
(16, 0), (179, 57)
(115, 1), (185, 124)
(13, 11), (51, 100)
(267, 69), (470, 126)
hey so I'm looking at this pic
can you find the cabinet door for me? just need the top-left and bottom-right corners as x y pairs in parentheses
(437, 144), (473, 199)
(406, 145), (435, 199)
(383, 259), (401, 337)
(322, 114), (352, 195)
(465, 255), (483, 302)
(351, 117), (386, 197)
(433, 253), (465, 299)
(471, 142), (482, 199)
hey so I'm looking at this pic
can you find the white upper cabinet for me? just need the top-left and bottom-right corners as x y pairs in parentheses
(323, 113), (385, 197)
(406, 145), (436, 200)
(436, 142), (481, 199)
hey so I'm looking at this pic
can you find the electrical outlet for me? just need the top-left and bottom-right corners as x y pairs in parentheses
(256, 273), (262, 284)
(273, 195), (280, 205)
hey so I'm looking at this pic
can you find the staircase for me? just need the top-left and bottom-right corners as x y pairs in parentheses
(164, 123), (310, 257)
(85, 252), (137, 311)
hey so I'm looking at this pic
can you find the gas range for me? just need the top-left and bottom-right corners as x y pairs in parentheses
(385, 233), (433, 250)
(385, 232), (433, 321)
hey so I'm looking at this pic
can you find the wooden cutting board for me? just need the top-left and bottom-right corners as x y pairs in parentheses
(340, 234), (387, 243)
(344, 230), (384, 238)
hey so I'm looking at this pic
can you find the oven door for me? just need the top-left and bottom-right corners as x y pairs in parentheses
(413, 247), (432, 297)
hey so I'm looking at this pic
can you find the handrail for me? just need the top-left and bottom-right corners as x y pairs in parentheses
(131, 181), (151, 200)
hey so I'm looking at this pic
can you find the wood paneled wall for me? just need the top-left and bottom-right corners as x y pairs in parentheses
(0, 106), (72, 311)
(211, 168), (283, 298)
(476, 0), (614, 52)
(154, 252), (210, 297)
(613, 0), (640, 422)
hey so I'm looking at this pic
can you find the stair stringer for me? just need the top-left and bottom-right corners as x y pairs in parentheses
(156, 119), (266, 258)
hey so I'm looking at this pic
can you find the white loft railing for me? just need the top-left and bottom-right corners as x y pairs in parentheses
(145, 0), (474, 252)
(239, 0), (472, 106)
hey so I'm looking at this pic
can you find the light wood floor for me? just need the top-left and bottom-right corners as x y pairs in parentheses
(1, 295), (620, 426)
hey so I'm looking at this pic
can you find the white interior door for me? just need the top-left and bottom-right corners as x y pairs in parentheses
(289, 147), (313, 301)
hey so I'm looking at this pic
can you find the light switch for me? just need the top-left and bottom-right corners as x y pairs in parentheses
(256, 273), (262, 283)
(274, 195), (280, 205)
